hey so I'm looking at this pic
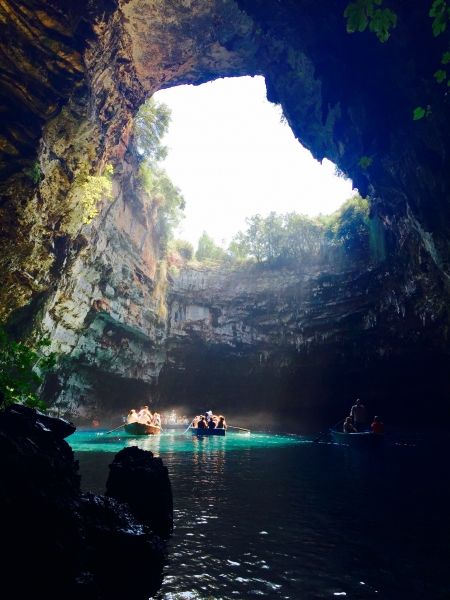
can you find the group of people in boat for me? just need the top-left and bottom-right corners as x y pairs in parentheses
(343, 399), (384, 434)
(127, 406), (161, 428)
(191, 410), (227, 431)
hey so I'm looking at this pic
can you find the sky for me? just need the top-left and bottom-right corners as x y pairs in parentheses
(154, 76), (354, 248)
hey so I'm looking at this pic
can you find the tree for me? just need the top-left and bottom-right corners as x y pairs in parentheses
(227, 195), (372, 265)
(134, 98), (171, 164)
(325, 195), (370, 255)
(196, 232), (226, 262)
(172, 239), (194, 260)
(134, 98), (185, 251)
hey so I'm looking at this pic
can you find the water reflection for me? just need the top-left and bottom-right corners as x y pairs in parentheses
(74, 434), (450, 600)
(68, 429), (304, 454)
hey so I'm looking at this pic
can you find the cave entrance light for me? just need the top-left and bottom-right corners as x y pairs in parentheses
(153, 75), (354, 249)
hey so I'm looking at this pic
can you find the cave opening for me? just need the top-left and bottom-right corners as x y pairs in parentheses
(152, 75), (355, 250)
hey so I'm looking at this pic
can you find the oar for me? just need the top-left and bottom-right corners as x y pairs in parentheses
(313, 417), (345, 443)
(228, 425), (251, 433)
(103, 423), (126, 435)
(183, 421), (194, 434)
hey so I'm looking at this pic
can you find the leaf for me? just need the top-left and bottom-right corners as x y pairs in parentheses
(434, 68), (447, 83)
(369, 8), (397, 42)
(442, 51), (450, 64)
(344, 3), (368, 33)
(413, 106), (426, 120)
(430, 0), (445, 18)
(358, 155), (373, 169)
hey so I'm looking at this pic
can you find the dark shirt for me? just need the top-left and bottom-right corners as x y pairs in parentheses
(216, 420), (224, 429)
(208, 419), (216, 429)
(197, 419), (207, 429)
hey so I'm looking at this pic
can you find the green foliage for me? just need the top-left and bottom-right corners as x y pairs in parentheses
(434, 68), (447, 83)
(0, 328), (55, 411)
(24, 161), (42, 184)
(172, 239), (194, 260)
(358, 155), (373, 169)
(430, 0), (450, 36)
(135, 98), (185, 253)
(134, 98), (171, 164)
(73, 164), (114, 224)
(229, 196), (374, 265)
(196, 232), (227, 262)
(412, 105), (432, 120)
(151, 168), (185, 252)
(324, 195), (370, 254)
(344, 0), (397, 42)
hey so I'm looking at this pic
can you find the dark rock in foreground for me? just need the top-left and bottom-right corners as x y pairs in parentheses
(0, 404), (170, 599)
(107, 446), (173, 538)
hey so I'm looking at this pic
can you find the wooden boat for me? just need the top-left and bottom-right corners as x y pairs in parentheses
(191, 427), (226, 436)
(124, 422), (161, 436)
(330, 429), (383, 445)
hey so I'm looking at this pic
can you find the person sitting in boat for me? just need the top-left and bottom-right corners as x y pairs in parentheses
(138, 406), (152, 424)
(371, 416), (385, 435)
(350, 398), (367, 431)
(208, 417), (216, 430)
(343, 416), (357, 433)
(197, 416), (207, 429)
(216, 415), (227, 429)
(127, 409), (138, 424)
(152, 412), (161, 428)
(192, 415), (200, 428)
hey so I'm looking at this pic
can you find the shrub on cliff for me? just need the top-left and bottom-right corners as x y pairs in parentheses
(134, 98), (171, 164)
(196, 232), (227, 262)
(171, 239), (194, 260)
(135, 99), (185, 252)
(0, 328), (55, 411)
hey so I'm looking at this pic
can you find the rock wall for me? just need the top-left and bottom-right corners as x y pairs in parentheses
(36, 149), (168, 420)
(159, 235), (449, 423)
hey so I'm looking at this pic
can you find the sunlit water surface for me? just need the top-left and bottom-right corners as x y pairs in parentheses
(69, 429), (450, 600)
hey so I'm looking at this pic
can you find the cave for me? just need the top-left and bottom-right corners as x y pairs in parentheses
(1, 0), (450, 427)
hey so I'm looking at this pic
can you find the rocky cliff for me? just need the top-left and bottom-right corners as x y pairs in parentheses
(160, 238), (449, 423)
(1, 1), (449, 422)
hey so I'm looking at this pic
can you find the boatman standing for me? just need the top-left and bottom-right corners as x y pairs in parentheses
(350, 398), (367, 431)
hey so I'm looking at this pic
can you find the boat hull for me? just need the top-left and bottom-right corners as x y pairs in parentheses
(191, 428), (226, 436)
(330, 430), (383, 445)
(124, 422), (161, 436)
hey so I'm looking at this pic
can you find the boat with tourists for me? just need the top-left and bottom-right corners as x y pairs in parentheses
(187, 411), (229, 436)
(124, 422), (161, 436)
(330, 429), (384, 446)
(123, 405), (162, 436)
(191, 427), (226, 436)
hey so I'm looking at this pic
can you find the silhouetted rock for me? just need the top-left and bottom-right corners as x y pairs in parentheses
(0, 405), (169, 599)
(106, 446), (173, 538)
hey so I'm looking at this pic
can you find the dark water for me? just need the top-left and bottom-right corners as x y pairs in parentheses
(72, 431), (450, 599)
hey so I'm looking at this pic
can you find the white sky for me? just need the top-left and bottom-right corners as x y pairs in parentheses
(154, 76), (354, 248)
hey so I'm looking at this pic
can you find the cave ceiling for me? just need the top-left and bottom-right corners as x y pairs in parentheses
(0, 0), (449, 320)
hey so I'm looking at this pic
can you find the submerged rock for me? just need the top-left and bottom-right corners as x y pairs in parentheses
(0, 404), (171, 599)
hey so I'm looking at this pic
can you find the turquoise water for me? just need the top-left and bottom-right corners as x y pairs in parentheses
(70, 430), (450, 599)
(68, 428), (305, 454)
